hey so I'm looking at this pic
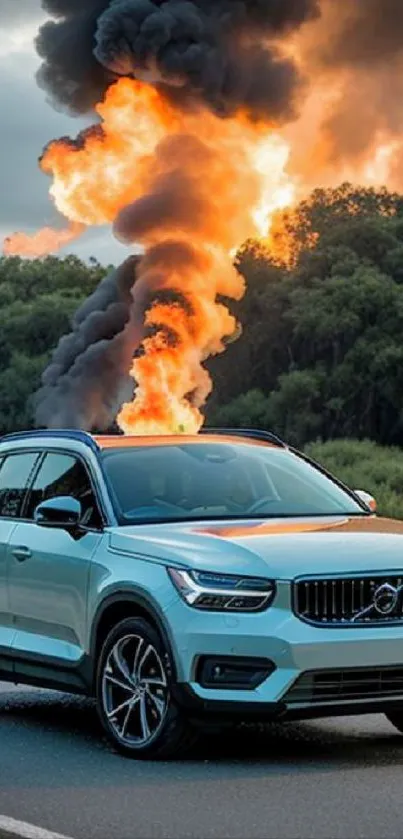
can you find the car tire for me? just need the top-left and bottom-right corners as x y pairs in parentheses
(385, 711), (403, 734)
(96, 616), (197, 759)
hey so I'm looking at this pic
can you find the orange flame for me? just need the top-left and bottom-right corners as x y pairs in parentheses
(3, 222), (85, 258)
(118, 246), (244, 434)
(38, 79), (293, 244)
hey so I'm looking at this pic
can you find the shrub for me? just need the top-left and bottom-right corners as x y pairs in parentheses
(306, 439), (403, 519)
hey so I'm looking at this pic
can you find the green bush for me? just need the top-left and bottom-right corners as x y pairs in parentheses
(305, 439), (403, 520)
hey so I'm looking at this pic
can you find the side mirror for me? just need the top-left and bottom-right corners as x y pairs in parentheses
(34, 496), (82, 530)
(354, 490), (377, 513)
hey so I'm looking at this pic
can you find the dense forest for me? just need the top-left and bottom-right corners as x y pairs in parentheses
(208, 182), (403, 448)
(2, 182), (403, 454)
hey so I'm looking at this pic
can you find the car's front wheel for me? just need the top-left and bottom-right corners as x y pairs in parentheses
(96, 616), (197, 759)
(385, 710), (403, 734)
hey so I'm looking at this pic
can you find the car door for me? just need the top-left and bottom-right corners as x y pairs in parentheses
(8, 450), (103, 682)
(0, 451), (41, 675)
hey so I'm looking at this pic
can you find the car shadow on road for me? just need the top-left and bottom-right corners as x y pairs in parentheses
(2, 687), (403, 775)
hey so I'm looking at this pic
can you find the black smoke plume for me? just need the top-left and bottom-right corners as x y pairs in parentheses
(37, 0), (319, 119)
(35, 256), (147, 429)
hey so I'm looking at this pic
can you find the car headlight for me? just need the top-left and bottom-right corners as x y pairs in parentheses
(167, 568), (275, 612)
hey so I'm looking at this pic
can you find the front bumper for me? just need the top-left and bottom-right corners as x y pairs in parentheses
(165, 581), (403, 720)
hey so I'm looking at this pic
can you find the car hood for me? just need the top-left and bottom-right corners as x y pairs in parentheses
(108, 515), (403, 579)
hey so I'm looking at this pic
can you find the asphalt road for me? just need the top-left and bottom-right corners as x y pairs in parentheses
(2, 682), (403, 839)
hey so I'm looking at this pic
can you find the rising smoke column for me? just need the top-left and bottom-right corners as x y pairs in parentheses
(286, 0), (403, 189)
(6, 0), (320, 433)
(34, 255), (145, 429)
(29, 79), (264, 432)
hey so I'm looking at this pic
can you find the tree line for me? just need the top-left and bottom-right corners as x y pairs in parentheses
(2, 182), (403, 449)
(207, 182), (403, 448)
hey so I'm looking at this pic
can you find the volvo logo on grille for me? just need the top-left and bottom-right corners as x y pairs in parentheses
(373, 583), (399, 615)
(352, 582), (403, 622)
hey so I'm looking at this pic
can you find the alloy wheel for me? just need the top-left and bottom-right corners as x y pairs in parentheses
(101, 633), (169, 747)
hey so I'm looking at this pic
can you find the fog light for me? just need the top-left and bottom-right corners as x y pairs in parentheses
(197, 656), (276, 690)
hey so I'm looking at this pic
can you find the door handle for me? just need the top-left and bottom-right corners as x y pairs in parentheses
(12, 546), (32, 562)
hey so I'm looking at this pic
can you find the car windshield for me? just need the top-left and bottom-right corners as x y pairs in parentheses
(101, 441), (367, 524)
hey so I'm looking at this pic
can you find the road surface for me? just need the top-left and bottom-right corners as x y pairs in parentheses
(1, 682), (403, 839)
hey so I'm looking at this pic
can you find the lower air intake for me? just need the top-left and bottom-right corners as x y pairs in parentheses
(285, 666), (403, 705)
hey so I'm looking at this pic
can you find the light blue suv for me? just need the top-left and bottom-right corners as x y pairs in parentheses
(2, 427), (403, 759)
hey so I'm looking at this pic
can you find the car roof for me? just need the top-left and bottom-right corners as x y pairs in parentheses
(94, 434), (278, 450)
(0, 428), (286, 452)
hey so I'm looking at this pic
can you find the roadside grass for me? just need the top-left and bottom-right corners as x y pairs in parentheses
(305, 439), (403, 520)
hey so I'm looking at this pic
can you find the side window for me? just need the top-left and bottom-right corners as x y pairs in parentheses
(0, 453), (40, 519)
(25, 452), (103, 529)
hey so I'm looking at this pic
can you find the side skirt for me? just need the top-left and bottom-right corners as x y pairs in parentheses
(0, 649), (92, 696)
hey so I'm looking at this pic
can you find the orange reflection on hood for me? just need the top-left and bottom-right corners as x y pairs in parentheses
(198, 516), (403, 540)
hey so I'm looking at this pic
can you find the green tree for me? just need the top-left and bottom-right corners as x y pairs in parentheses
(209, 389), (269, 429)
(276, 182), (403, 265)
(207, 242), (291, 411)
(0, 255), (108, 433)
(208, 184), (403, 448)
(306, 439), (403, 520)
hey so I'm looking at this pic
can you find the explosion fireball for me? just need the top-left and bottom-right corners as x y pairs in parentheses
(4, 1), (401, 434)
(6, 0), (313, 434)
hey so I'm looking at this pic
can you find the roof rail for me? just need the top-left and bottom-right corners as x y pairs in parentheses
(201, 427), (286, 448)
(0, 429), (100, 454)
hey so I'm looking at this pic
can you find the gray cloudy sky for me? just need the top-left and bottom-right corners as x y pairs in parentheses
(1, 1), (128, 265)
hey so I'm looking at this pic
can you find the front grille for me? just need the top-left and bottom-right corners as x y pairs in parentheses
(294, 575), (403, 625)
(285, 666), (403, 706)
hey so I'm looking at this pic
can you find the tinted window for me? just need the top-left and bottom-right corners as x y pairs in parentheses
(0, 452), (40, 519)
(26, 452), (102, 528)
(101, 442), (365, 524)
